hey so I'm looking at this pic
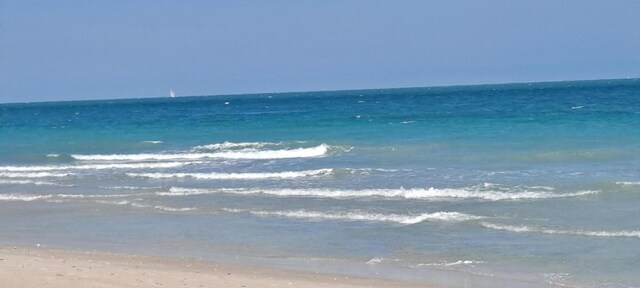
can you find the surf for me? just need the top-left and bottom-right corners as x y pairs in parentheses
(480, 222), (640, 239)
(128, 169), (333, 180)
(160, 186), (597, 201)
(223, 208), (484, 224)
(70, 144), (331, 161)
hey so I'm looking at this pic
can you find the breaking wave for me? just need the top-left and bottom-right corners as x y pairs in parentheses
(95, 200), (195, 212)
(0, 162), (194, 172)
(128, 169), (333, 180)
(153, 205), (197, 212)
(0, 179), (60, 186)
(0, 194), (53, 201)
(99, 186), (162, 190)
(71, 144), (330, 161)
(0, 172), (72, 178)
(223, 209), (484, 224)
(616, 181), (640, 186)
(480, 222), (640, 239)
(55, 193), (135, 199)
(160, 186), (596, 201)
(416, 260), (484, 267)
(191, 141), (277, 151)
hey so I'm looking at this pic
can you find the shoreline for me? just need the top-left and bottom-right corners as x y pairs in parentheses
(0, 244), (433, 288)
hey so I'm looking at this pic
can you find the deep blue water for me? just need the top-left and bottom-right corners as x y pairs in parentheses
(1, 79), (639, 287)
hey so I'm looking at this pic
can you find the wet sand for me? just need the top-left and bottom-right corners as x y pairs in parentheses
(0, 245), (433, 288)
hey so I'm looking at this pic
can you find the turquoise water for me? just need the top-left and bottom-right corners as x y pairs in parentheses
(1, 79), (639, 287)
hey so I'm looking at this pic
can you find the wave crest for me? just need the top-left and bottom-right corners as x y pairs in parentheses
(0, 172), (72, 178)
(191, 141), (276, 151)
(71, 144), (330, 161)
(0, 162), (194, 172)
(480, 222), (640, 239)
(0, 179), (60, 186)
(0, 194), (53, 201)
(224, 209), (484, 224)
(616, 181), (640, 186)
(96, 200), (196, 212)
(161, 186), (596, 201)
(129, 169), (333, 180)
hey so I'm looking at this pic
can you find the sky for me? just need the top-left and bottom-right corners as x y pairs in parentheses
(1, 1), (639, 103)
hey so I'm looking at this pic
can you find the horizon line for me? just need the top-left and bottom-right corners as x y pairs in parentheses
(2, 76), (638, 105)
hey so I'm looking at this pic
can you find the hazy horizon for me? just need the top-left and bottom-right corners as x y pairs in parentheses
(2, 1), (639, 103)
(1, 77), (637, 105)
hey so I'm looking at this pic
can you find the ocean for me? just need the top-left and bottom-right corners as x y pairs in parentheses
(1, 79), (639, 287)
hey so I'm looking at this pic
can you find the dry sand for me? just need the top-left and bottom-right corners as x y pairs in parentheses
(0, 245), (433, 288)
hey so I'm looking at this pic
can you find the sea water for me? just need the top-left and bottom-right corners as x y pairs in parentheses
(1, 79), (639, 287)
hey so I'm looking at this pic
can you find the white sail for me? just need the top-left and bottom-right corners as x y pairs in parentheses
(169, 89), (176, 98)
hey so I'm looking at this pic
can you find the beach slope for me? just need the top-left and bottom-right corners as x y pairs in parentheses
(0, 245), (428, 288)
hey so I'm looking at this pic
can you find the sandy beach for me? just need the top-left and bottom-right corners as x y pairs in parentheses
(0, 245), (430, 288)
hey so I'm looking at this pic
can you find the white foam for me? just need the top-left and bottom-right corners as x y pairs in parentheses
(0, 179), (60, 186)
(480, 222), (640, 239)
(0, 194), (53, 201)
(224, 209), (483, 224)
(130, 202), (150, 208)
(366, 258), (384, 265)
(616, 181), (640, 186)
(71, 144), (330, 161)
(95, 199), (195, 212)
(46, 154), (60, 158)
(1, 193), (133, 202)
(141, 140), (164, 144)
(99, 186), (162, 190)
(0, 172), (72, 178)
(161, 186), (597, 201)
(417, 260), (483, 267)
(344, 168), (404, 174)
(0, 162), (194, 172)
(153, 205), (197, 212)
(129, 169), (333, 180)
(96, 200), (131, 205)
(55, 193), (133, 199)
(158, 187), (218, 196)
(191, 141), (276, 151)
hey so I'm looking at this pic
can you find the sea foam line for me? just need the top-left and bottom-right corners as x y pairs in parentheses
(70, 144), (330, 161)
(0, 191), (147, 202)
(0, 172), (72, 178)
(153, 205), (197, 212)
(99, 186), (163, 190)
(223, 208), (484, 224)
(55, 193), (137, 199)
(416, 260), (484, 267)
(0, 179), (60, 186)
(0, 162), (195, 172)
(95, 200), (196, 212)
(480, 222), (640, 239)
(1, 193), (138, 201)
(161, 187), (597, 201)
(191, 141), (277, 151)
(0, 194), (53, 201)
(616, 181), (640, 186)
(129, 169), (333, 180)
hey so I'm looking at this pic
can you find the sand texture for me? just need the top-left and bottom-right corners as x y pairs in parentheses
(0, 245), (431, 288)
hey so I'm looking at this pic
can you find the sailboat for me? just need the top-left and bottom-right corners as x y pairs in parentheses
(169, 89), (176, 98)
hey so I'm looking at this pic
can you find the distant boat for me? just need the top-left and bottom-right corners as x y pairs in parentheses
(169, 89), (176, 98)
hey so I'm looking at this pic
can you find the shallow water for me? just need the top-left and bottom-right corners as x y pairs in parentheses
(1, 79), (639, 287)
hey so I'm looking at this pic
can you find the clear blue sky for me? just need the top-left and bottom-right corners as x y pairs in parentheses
(1, 1), (639, 103)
